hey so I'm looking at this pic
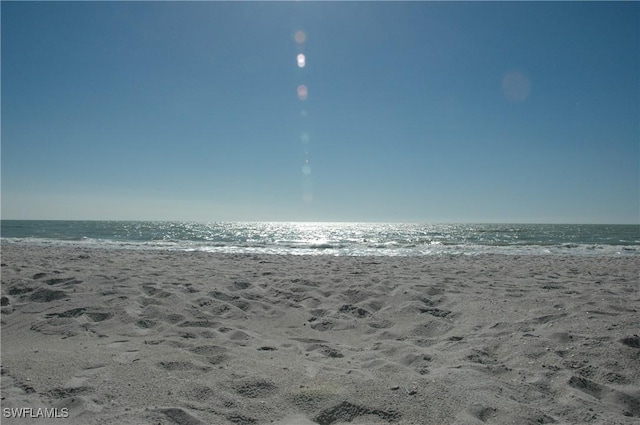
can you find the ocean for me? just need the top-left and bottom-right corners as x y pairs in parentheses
(1, 221), (638, 257)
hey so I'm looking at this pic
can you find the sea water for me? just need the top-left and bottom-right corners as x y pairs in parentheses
(1, 221), (638, 257)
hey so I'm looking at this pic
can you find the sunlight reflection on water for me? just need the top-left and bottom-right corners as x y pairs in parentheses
(2, 222), (637, 257)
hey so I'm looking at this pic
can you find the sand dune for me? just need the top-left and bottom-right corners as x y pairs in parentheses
(1, 244), (639, 424)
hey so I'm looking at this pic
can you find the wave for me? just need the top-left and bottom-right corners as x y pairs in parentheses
(2, 236), (637, 257)
(2, 222), (638, 257)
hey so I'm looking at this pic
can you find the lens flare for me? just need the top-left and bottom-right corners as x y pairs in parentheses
(502, 70), (531, 102)
(297, 53), (306, 68)
(303, 192), (313, 203)
(295, 30), (306, 44)
(294, 29), (312, 206)
(297, 85), (308, 100)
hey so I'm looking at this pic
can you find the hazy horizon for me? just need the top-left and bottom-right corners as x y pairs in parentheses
(2, 2), (638, 224)
(1, 219), (638, 227)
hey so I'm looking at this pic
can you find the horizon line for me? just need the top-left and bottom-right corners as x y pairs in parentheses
(1, 219), (638, 226)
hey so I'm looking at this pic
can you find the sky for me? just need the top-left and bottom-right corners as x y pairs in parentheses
(1, 1), (639, 224)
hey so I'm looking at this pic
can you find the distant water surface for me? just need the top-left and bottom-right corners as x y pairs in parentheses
(1, 221), (638, 256)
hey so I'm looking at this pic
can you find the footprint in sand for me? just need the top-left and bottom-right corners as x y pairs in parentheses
(44, 308), (112, 322)
(113, 349), (141, 364)
(210, 290), (237, 302)
(48, 386), (93, 399)
(620, 335), (640, 349)
(45, 277), (82, 287)
(45, 372), (105, 414)
(274, 414), (318, 425)
(135, 319), (158, 329)
(233, 378), (278, 398)
(185, 385), (218, 402)
(159, 407), (207, 425)
(313, 401), (401, 425)
(567, 375), (640, 418)
(466, 403), (498, 422)
(188, 345), (229, 365)
(232, 281), (252, 290)
(338, 304), (371, 318)
(305, 343), (344, 359)
(29, 288), (68, 303)
(410, 319), (454, 338)
(156, 360), (211, 372)
(178, 320), (220, 329)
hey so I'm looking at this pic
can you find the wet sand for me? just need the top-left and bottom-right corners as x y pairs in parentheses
(1, 244), (639, 424)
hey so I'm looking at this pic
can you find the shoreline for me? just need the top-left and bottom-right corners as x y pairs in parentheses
(1, 244), (639, 424)
(1, 239), (638, 258)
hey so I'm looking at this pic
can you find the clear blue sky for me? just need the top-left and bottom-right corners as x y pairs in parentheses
(2, 1), (638, 223)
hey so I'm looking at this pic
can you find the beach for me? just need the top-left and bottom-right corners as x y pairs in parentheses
(1, 244), (638, 424)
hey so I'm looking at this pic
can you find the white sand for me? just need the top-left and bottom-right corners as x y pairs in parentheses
(1, 244), (639, 424)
